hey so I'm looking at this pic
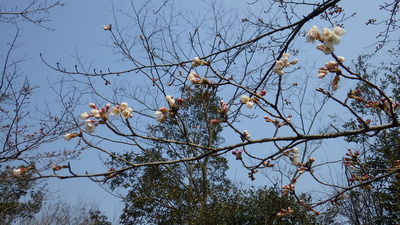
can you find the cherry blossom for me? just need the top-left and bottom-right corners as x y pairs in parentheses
(243, 130), (251, 140)
(84, 119), (96, 134)
(80, 112), (90, 120)
(154, 111), (164, 121)
(110, 105), (121, 116)
(187, 71), (201, 84)
(191, 57), (208, 67)
(306, 25), (346, 55)
(90, 109), (101, 118)
(63, 133), (73, 141)
(121, 108), (133, 119)
(240, 95), (250, 104)
(273, 53), (298, 76)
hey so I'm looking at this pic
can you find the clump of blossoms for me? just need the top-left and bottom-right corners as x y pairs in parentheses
(52, 164), (69, 173)
(273, 53), (299, 76)
(232, 149), (244, 160)
(63, 132), (80, 141)
(306, 25), (346, 54)
(154, 95), (184, 122)
(366, 97), (399, 117)
(9, 165), (35, 177)
(287, 147), (301, 166)
(239, 90), (267, 109)
(344, 148), (360, 169)
(109, 102), (134, 119)
(187, 71), (212, 85)
(264, 115), (292, 127)
(347, 89), (364, 102)
(277, 207), (294, 217)
(282, 183), (295, 196)
(191, 57), (209, 67)
(317, 58), (345, 91)
(241, 130), (251, 141)
(63, 102), (134, 139)
(240, 95), (254, 108)
(219, 100), (229, 120)
(210, 100), (229, 125)
(297, 157), (315, 174)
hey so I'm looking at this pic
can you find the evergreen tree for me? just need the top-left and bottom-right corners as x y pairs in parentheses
(337, 51), (400, 224)
(0, 167), (45, 224)
(108, 86), (334, 224)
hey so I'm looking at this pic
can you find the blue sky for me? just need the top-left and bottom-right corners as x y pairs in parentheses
(1, 0), (396, 223)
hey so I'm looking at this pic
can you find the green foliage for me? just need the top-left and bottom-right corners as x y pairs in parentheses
(0, 167), (45, 225)
(88, 210), (112, 225)
(24, 200), (112, 225)
(337, 51), (400, 224)
(109, 86), (231, 224)
(107, 87), (335, 224)
(203, 186), (336, 225)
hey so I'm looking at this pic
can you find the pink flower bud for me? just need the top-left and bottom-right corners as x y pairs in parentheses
(89, 103), (96, 109)
(258, 90), (267, 96)
(176, 98), (184, 105)
(210, 119), (220, 126)
(159, 107), (168, 114)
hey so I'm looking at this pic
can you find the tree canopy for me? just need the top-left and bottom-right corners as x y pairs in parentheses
(1, 0), (400, 223)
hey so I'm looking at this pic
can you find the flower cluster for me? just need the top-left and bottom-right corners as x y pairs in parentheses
(64, 102), (134, 139)
(102, 24), (112, 31)
(264, 115), (291, 127)
(154, 107), (168, 122)
(366, 97), (399, 117)
(241, 130), (251, 141)
(240, 95), (254, 108)
(52, 164), (69, 172)
(347, 89), (364, 102)
(273, 53), (298, 76)
(276, 207), (294, 217)
(211, 100), (230, 125)
(239, 90), (267, 109)
(109, 102), (134, 119)
(10, 165), (35, 177)
(154, 96), (184, 122)
(288, 147), (301, 166)
(348, 173), (372, 184)
(81, 102), (111, 120)
(232, 149), (244, 160)
(264, 116), (280, 126)
(248, 169), (258, 181)
(262, 160), (274, 168)
(317, 59), (345, 91)
(344, 148), (360, 168)
(63, 132), (80, 141)
(282, 183), (295, 196)
(317, 59), (343, 78)
(306, 25), (346, 54)
(219, 100), (229, 120)
(187, 71), (212, 85)
(191, 57), (209, 67)
(297, 157), (315, 174)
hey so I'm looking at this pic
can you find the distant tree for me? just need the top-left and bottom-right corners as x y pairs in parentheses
(108, 86), (230, 224)
(0, 1), (82, 224)
(0, 0), (64, 28)
(107, 86), (335, 224)
(21, 200), (111, 225)
(334, 51), (400, 224)
(0, 167), (45, 225)
(215, 186), (337, 225)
